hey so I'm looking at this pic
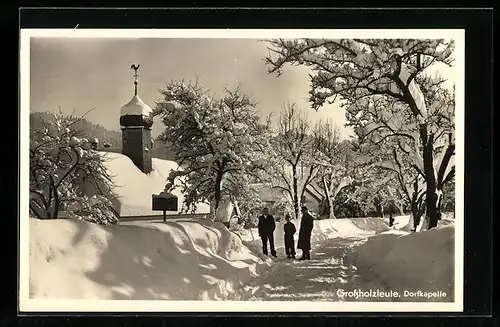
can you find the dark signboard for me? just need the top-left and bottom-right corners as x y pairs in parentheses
(152, 192), (178, 212)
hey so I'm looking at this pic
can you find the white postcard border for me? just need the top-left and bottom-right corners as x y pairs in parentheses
(19, 28), (465, 313)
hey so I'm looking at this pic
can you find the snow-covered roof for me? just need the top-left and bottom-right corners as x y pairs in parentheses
(304, 183), (323, 202)
(120, 95), (153, 117)
(98, 151), (210, 216)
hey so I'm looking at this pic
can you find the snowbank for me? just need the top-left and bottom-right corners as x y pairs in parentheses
(102, 152), (210, 216)
(29, 217), (269, 300)
(350, 223), (455, 301)
(348, 217), (392, 233)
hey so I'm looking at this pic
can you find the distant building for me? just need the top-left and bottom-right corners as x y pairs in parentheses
(252, 182), (323, 217)
(301, 182), (323, 214)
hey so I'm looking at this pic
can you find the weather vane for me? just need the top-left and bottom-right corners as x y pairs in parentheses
(131, 64), (140, 96)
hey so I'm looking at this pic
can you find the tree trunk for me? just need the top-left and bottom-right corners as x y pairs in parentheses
(420, 126), (441, 230)
(232, 198), (243, 224)
(436, 187), (444, 219)
(213, 172), (223, 219)
(322, 175), (336, 219)
(46, 181), (60, 219)
(426, 190), (440, 229)
(398, 203), (405, 216)
(411, 203), (422, 231)
(214, 198), (234, 226)
(233, 198), (241, 216)
(52, 185), (60, 219)
(292, 165), (300, 220)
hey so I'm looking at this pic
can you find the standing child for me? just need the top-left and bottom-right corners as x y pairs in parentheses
(283, 214), (296, 259)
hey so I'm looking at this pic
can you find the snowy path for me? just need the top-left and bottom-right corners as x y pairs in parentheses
(235, 233), (392, 301)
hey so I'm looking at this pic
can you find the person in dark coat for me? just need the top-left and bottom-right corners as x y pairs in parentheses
(283, 214), (296, 259)
(258, 207), (277, 257)
(297, 206), (314, 260)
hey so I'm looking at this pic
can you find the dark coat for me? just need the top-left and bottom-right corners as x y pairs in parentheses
(284, 221), (296, 236)
(258, 214), (276, 237)
(284, 221), (296, 247)
(297, 212), (314, 250)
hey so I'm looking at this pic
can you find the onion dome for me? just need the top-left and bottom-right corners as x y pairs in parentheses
(119, 64), (153, 128)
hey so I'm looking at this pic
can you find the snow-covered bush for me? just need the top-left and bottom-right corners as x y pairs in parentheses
(29, 110), (119, 225)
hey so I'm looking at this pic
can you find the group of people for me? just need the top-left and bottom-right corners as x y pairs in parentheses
(257, 206), (314, 260)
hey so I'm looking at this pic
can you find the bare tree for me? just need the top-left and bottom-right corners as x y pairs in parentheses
(267, 103), (320, 220)
(312, 120), (359, 219)
(376, 147), (426, 230)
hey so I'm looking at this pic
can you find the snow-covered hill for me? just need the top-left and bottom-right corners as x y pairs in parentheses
(101, 152), (211, 216)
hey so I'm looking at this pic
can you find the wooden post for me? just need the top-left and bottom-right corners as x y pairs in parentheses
(163, 210), (166, 222)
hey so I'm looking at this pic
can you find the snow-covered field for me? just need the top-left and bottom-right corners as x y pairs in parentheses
(29, 217), (269, 300)
(102, 152), (211, 216)
(28, 214), (455, 303)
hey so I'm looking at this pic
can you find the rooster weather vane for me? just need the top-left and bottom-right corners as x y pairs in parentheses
(131, 64), (140, 96)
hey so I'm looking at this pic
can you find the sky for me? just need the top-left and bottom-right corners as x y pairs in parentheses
(29, 38), (354, 139)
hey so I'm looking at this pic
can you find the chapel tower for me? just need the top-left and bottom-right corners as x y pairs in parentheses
(120, 64), (153, 174)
